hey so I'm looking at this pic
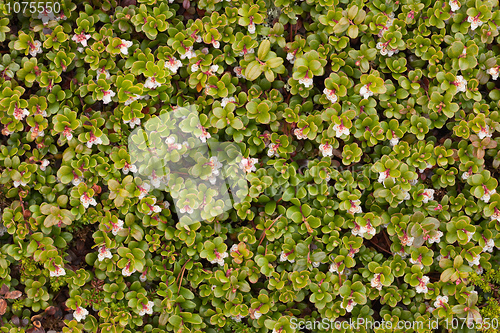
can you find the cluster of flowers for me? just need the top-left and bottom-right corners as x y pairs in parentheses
(351, 221), (376, 238)
(279, 251), (295, 263)
(210, 249), (229, 266)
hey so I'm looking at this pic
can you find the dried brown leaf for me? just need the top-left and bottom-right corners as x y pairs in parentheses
(4, 290), (22, 299)
(0, 284), (8, 295)
(11, 315), (20, 326)
(0, 299), (7, 316)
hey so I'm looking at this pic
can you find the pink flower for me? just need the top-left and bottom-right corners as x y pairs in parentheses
(428, 230), (443, 244)
(480, 186), (496, 203)
(138, 183), (150, 200)
(197, 125), (211, 142)
(323, 88), (338, 103)
(221, 96), (235, 108)
(111, 219), (124, 236)
(233, 67), (245, 79)
(73, 306), (89, 322)
(72, 174), (83, 186)
(371, 273), (383, 291)
(280, 251), (295, 263)
(487, 66), (499, 80)
(29, 40), (42, 57)
(180, 46), (195, 59)
(80, 193), (97, 209)
(86, 132), (103, 149)
(360, 84), (373, 99)
(248, 22), (256, 34)
(467, 254), (481, 267)
(63, 126), (73, 140)
(453, 75), (467, 92)
(207, 156), (222, 177)
(165, 56), (182, 74)
(37, 6), (56, 24)
(72, 33), (91, 47)
(13, 106), (30, 121)
(294, 128), (308, 140)
(400, 232), (414, 247)
(240, 158), (258, 173)
(299, 74), (313, 88)
(478, 125), (492, 140)
(483, 238), (495, 252)
(409, 256), (424, 269)
(449, 0), (460, 12)
(96, 68), (111, 79)
(102, 90), (115, 104)
(341, 299), (356, 312)
(348, 200), (362, 214)
(149, 171), (163, 188)
(468, 15), (484, 30)
(397, 248), (408, 259)
(119, 40), (133, 55)
(329, 262), (341, 273)
(138, 301), (154, 316)
(40, 159), (50, 171)
(180, 204), (194, 214)
(319, 143), (333, 157)
(421, 189), (435, 203)
(123, 163), (137, 175)
(347, 247), (359, 258)
(390, 133), (399, 146)
(148, 202), (162, 215)
(122, 261), (136, 276)
(416, 276), (430, 294)
(98, 246), (112, 261)
(13, 180), (25, 187)
(267, 143), (280, 157)
(378, 169), (391, 184)
(50, 263), (66, 277)
(490, 208), (500, 223)
(465, 230), (475, 242)
(209, 250), (228, 266)
(145, 77), (161, 90)
(2, 126), (13, 136)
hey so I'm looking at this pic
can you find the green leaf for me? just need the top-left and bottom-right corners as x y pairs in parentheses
(453, 255), (463, 268)
(169, 315), (183, 327)
(441, 267), (455, 282)
(245, 61), (262, 81)
(347, 25), (358, 39)
(258, 40), (271, 60)
(347, 6), (358, 20)
(265, 201), (276, 215)
(266, 57), (283, 69)
(57, 166), (74, 184)
(333, 17), (349, 34)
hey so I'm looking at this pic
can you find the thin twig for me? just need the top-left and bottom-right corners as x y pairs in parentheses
(382, 230), (391, 249)
(368, 239), (392, 255)
(176, 259), (191, 294)
(258, 214), (283, 247)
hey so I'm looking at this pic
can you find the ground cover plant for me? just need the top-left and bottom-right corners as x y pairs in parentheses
(1, 0), (500, 332)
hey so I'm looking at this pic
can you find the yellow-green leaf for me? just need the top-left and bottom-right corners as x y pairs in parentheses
(245, 61), (262, 81)
(257, 39), (271, 60)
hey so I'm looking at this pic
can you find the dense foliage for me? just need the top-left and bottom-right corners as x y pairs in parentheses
(1, 0), (500, 332)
